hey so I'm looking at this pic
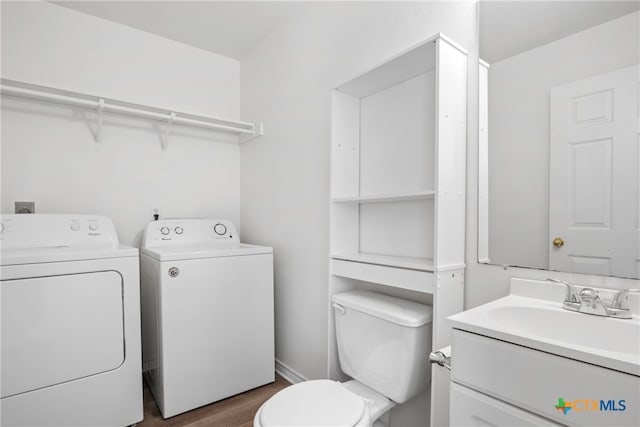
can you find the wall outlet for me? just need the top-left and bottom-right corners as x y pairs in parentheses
(151, 206), (160, 221)
(15, 201), (35, 214)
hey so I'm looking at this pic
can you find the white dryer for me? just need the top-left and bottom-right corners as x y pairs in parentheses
(0, 214), (143, 427)
(140, 219), (274, 418)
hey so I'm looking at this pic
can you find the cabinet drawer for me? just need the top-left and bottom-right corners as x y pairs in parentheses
(452, 329), (640, 427)
(451, 382), (560, 426)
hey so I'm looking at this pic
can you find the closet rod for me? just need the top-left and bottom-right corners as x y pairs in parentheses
(0, 79), (257, 135)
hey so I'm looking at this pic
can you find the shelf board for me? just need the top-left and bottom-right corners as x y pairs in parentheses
(332, 190), (435, 204)
(331, 252), (434, 272)
(0, 78), (262, 146)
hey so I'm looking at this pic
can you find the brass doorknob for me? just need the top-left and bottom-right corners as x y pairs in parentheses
(552, 237), (564, 248)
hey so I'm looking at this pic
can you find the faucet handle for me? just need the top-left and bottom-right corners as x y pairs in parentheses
(547, 278), (580, 303)
(610, 289), (640, 309)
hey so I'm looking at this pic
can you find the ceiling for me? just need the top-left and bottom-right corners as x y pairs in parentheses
(53, 1), (640, 63)
(52, 1), (304, 60)
(480, 1), (640, 63)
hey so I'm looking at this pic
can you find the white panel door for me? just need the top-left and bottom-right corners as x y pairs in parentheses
(1, 271), (124, 397)
(549, 65), (638, 278)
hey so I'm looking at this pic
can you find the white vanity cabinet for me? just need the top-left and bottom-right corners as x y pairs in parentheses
(328, 33), (467, 425)
(448, 277), (640, 427)
(451, 329), (639, 426)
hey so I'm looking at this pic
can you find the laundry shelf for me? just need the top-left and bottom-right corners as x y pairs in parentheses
(330, 253), (435, 293)
(331, 252), (435, 271)
(332, 190), (435, 203)
(0, 78), (264, 149)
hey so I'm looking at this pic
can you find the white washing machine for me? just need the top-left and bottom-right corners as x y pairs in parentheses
(0, 214), (143, 427)
(140, 219), (274, 418)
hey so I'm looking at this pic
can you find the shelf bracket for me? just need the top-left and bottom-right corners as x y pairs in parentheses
(161, 112), (176, 151)
(239, 122), (264, 144)
(95, 98), (105, 149)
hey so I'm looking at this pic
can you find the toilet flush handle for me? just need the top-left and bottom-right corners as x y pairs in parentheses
(332, 302), (346, 315)
(429, 351), (452, 371)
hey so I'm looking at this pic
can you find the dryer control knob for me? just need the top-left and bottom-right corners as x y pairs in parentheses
(70, 223), (81, 231)
(161, 226), (170, 235)
(213, 223), (227, 236)
(175, 226), (184, 235)
(89, 223), (98, 231)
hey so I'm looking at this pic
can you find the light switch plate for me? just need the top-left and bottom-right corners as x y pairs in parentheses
(15, 201), (35, 214)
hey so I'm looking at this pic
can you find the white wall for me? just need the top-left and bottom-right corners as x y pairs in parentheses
(488, 12), (639, 269)
(1, 1), (241, 246)
(239, 0), (476, 386)
(240, 3), (640, 401)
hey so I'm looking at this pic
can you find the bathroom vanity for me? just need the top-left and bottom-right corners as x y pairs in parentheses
(448, 278), (640, 426)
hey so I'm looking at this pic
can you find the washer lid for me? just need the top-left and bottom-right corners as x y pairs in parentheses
(259, 380), (365, 427)
(140, 242), (272, 261)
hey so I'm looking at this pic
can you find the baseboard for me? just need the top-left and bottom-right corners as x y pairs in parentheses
(275, 359), (307, 384)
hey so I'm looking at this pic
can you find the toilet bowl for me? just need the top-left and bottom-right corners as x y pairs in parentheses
(254, 290), (433, 427)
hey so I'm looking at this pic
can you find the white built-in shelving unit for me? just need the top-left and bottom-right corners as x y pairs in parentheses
(328, 33), (467, 422)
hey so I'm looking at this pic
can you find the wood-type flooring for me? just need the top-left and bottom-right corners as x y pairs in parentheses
(138, 374), (290, 427)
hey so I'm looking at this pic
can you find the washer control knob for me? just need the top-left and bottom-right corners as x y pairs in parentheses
(70, 223), (81, 231)
(160, 226), (170, 235)
(89, 223), (98, 231)
(175, 226), (184, 235)
(0, 223), (4, 233)
(213, 223), (227, 236)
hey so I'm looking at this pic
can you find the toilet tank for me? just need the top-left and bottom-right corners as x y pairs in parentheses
(331, 290), (433, 404)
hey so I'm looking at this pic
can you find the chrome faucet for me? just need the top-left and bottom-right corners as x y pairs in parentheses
(547, 279), (638, 319)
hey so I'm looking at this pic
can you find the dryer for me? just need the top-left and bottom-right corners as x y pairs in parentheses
(140, 219), (274, 418)
(0, 214), (143, 426)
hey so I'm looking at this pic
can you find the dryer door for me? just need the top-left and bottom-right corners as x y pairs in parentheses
(1, 271), (124, 397)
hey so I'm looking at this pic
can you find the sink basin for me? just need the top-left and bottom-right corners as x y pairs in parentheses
(449, 292), (640, 376)
(487, 304), (640, 356)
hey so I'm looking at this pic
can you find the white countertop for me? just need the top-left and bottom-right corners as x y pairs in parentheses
(448, 279), (640, 376)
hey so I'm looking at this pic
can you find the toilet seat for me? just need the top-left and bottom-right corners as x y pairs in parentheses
(258, 380), (367, 426)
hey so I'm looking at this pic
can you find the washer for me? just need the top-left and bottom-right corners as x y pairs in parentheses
(0, 214), (143, 427)
(140, 219), (274, 418)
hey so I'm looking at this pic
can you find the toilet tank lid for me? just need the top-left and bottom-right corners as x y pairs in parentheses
(332, 290), (433, 327)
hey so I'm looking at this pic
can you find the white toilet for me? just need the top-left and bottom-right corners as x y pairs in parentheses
(254, 290), (433, 427)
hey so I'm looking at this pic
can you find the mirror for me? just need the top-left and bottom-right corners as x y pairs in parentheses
(478, 1), (640, 279)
